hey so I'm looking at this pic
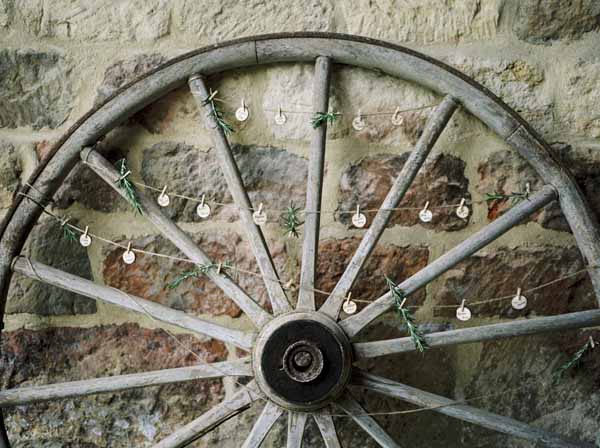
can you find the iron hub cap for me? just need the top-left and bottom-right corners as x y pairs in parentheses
(253, 312), (353, 411)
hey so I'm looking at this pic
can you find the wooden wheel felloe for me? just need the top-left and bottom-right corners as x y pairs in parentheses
(1, 32), (599, 447)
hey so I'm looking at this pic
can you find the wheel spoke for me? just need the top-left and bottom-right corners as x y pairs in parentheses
(341, 185), (557, 338)
(336, 391), (400, 448)
(81, 148), (272, 328)
(241, 400), (284, 448)
(313, 408), (342, 448)
(189, 76), (292, 316)
(297, 56), (332, 311)
(154, 382), (261, 448)
(352, 371), (592, 448)
(320, 95), (458, 319)
(287, 411), (308, 448)
(0, 358), (251, 407)
(354, 308), (600, 359)
(12, 257), (255, 350)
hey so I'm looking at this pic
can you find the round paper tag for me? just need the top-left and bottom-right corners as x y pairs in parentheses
(275, 112), (286, 125)
(456, 205), (469, 219)
(391, 114), (404, 126)
(343, 300), (358, 315)
(79, 234), (92, 248)
(196, 203), (211, 219)
(511, 294), (528, 310)
(352, 116), (366, 131)
(235, 107), (249, 122)
(456, 306), (472, 321)
(352, 213), (367, 228)
(253, 210), (268, 225)
(122, 250), (136, 265)
(157, 193), (170, 207)
(419, 209), (433, 223)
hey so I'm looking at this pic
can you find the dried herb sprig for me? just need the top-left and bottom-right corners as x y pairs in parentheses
(115, 159), (143, 215)
(280, 203), (303, 238)
(485, 184), (530, 205)
(553, 338), (595, 381)
(311, 112), (339, 129)
(168, 262), (232, 289)
(61, 219), (77, 243)
(202, 89), (235, 136)
(386, 276), (428, 353)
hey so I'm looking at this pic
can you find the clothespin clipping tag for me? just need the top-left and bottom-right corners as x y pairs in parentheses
(116, 170), (131, 183)
(391, 106), (404, 126)
(253, 203), (267, 225)
(590, 336), (596, 350)
(511, 287), (528, 310)
(419, 201), (433, 223)
(217, 263), (223, 275)
(352, 110), (366, 131)
(122, 242), (136, 265)
(275, 106), (286, 125)
(236, 98), (249, 122)
(157, 185), (170, 207)
(456, 299), (472, 321)
(196, 194), (211, 218)
(343, 292), (358, 315)
(456, 198), (470, 219)
(79, 226), (92, 248)
(352, 204), (367, 228)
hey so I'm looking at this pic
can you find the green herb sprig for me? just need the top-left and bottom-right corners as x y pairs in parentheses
(115, 159), (143, 215)
(553, 337), (596, 381)
(280, 203), (303, 238)
(386, 276), (428, 353)
(202, 89), (235, 136)
(61, 220), (77, 243)
(311, 112), (339, 129)
(485, 184), (530, 205)
(169, 262), (232, 289)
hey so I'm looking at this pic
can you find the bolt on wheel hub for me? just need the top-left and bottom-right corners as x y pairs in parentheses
(253, 312), (352, 411)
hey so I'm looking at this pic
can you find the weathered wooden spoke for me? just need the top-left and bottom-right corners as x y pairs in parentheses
(241, 400), (285, 448)
(82, 148), (272, 328)
(1, 34), (600, 448)
(352, 371), (592, 448)
(341, 185), (557, 338)
(336, 392), (401, 448)
(287, 411), (309, 448)
(313, 408), (342, 448)
(12, 257), (254, 350)
(0, 358), (251, 407)
(189, 76), (292, 316)
(354, 308), (600, 359)
(297, 56), (332, 311)
(320, 95), (458, 319)
(154, 382), (262, 448)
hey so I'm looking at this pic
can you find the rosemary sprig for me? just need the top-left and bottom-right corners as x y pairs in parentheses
(485, 185), (530, 204)
(553, 338), (595, 381)
(115, 159), (143, 215)
(280, 203), (303, 238)
(168, 262), (232, 289)
(202, 89), (235, 136)
(62, 224), (77, 243)
(311, 112), (339, 129)
(386, 276), (428, 353)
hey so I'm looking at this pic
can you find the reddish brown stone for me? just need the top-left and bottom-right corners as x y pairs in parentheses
(103, 231), (288, 316)
(0, 324), (227, 446)
(477, 143), (600, 232)
(315, 238), (429, 310)
(337, 153), (471, 231)
(434, 246), (595, 319)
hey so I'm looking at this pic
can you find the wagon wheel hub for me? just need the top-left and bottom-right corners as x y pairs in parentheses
(253, 312), (352, 411)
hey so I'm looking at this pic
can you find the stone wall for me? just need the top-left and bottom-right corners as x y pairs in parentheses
(1, 0), (600, 446)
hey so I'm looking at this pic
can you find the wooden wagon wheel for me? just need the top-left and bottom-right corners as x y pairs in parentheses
(1, 32), (600, 447)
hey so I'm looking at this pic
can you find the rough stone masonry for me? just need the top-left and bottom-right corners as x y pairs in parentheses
(1, 0), (600, 446)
